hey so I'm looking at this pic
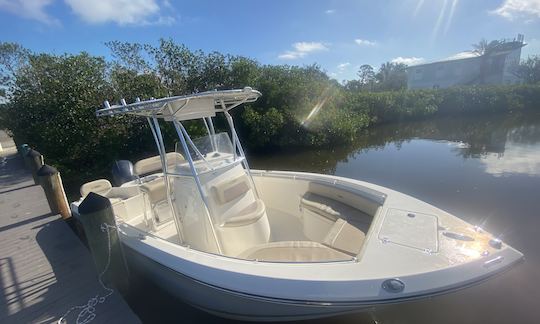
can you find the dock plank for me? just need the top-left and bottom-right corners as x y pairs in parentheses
(0, 131), (141, 324)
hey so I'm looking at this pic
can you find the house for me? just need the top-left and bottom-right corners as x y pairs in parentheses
(406, 35), (526, 89)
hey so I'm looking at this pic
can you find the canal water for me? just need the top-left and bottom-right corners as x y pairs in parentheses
(129, 111), (540, 323)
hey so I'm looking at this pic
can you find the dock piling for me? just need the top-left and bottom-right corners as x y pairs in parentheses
(26, 149), (44, 184)
(78, 192), (130, 293)
(37, 164), (72, 219)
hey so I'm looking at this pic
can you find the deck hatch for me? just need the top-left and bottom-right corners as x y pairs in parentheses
(378, 208), (439, 252)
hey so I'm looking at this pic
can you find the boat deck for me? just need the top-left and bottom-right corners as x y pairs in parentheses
(0, 131), (141, 323)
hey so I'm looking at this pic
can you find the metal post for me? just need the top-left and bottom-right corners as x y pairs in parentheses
(224, 111), (260, 199)
(150, 117), (184, 243)
(173, 119), (222, 254)
(206, 117), (217, 152)
(223, 112), (238, 161)
(206, 117), (216, 136)
(147, 117), (165, 167)
(202, 118), (216, 152)
(176, 122), (212, 169)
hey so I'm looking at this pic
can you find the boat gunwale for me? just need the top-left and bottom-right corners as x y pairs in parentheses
(124, 242), (524, 308)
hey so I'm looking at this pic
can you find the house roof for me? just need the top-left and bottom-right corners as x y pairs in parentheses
(406, 41), (526, 69)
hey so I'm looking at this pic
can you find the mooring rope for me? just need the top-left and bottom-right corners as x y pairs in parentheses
(57, 223), (116, 324)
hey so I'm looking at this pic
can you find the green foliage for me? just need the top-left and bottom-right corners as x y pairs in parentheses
(375, 62), (407, 91)
(514, 55), (540, 84)
(0, 42), (29, 101)
(242, 107), (285, 148)
(2, 40), (540, 196)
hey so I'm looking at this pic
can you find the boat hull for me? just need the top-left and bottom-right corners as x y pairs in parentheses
(122, 242), (522, 322)
(124, 245), (373, 321)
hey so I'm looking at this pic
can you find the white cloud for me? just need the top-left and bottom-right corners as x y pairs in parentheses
(354, 39), (377, 46)
(325, 9), (336, 14)
(391, 56), (425, 65)
(65, 0), (175, 26)
(337, 62), (350, 71)
(293, 42), (327, 52)
(278, 42), (328, 60)
(0, 0), (59, 25)
(278, 51), (302, 60)
(478, 141), (540, 177)
(0, 0), (175, 26)
(491, 0), (540, 20)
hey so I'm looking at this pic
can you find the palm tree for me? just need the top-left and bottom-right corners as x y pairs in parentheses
(375, 62), (407, 91)
(471, 39), (502, 84)
(471, 39), (502, 56)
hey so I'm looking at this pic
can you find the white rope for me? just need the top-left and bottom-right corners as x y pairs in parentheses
(57, 223), (117, 324)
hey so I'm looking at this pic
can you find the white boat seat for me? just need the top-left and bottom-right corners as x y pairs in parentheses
(134, 152), (185, 176)
(323, 219), (365, 256)
(237, 241), (351, 262)
(80, 179), (112, 197)
(222, 200), (266, 227)
(308, 182), (380, 217)
(301, 192), (371, 232)
(211, 174), (250, 205)
(140, 178), (167, 203)
(79, 180), (141, 221)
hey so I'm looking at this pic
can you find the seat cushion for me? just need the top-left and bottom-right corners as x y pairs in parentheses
(140, 178), (166, 203)
(134, 152), (185, 176)
(211, 175), (250, 205)
(222, 199), (266, 227)
(80, 179), (112, 197)
(237, 241), (351, 262)
(301, 192), (372, 232)
(323, 219), (365, 256)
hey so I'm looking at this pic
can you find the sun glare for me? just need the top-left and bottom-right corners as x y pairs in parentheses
(415, 0), (460, 40)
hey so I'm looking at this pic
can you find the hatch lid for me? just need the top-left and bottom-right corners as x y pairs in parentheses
(378, 208), (439, 253)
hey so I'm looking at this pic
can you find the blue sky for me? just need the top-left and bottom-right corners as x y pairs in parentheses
(1, 0), (540, 81)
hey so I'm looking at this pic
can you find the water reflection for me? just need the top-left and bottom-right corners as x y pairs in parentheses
(475, 123), (540, 177)
(250, 111), (540, 178)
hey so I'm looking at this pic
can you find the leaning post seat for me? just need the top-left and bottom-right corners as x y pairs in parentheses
(80, 179), (113, 197)
(205, 167), (272, 257)
(134, 152), (185, 177)
(78, 179), (142, 221)
(135, 152), (184, 224)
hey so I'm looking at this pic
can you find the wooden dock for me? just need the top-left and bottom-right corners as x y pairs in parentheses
(0, 131), (141, 323)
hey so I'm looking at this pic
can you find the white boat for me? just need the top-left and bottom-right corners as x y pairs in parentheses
(71, 87), (523, 321)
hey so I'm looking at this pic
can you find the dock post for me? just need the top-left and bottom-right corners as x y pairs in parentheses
(18, 143), (29, 157)
(37, 164), (72, 219)
(26, 149), (44, 184)
(78, 192), (130, 293)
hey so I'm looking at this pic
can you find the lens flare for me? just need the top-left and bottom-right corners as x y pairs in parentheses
(301, 96), (330, 128)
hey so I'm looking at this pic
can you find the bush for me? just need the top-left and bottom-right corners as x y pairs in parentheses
(2, 40), (540, 196)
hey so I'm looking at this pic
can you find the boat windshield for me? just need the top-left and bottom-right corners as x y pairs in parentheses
(173, 132), (241, 176)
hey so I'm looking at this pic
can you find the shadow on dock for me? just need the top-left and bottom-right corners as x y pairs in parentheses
(0, 149), (139, 323)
